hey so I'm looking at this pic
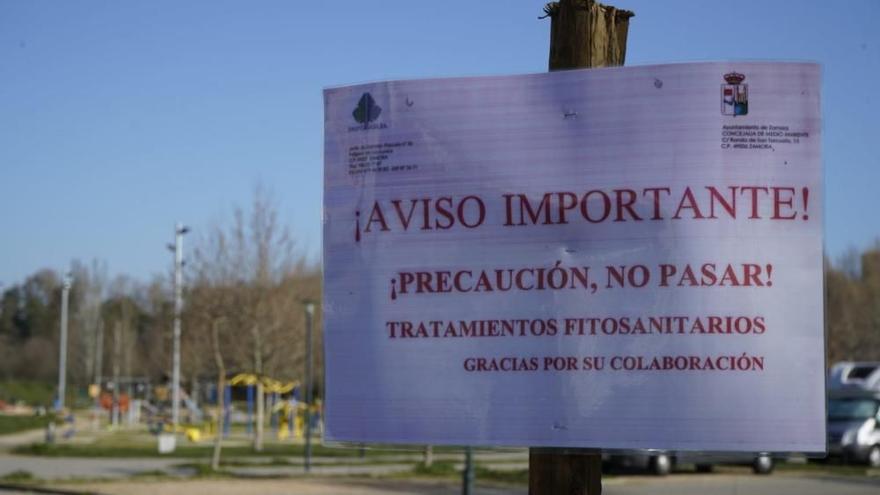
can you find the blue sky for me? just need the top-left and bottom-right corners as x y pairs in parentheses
(1, 0), (878, 284)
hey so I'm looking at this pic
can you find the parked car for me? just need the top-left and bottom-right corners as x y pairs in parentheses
(827, 362), (880, 467)
(603, 451), (774, 476)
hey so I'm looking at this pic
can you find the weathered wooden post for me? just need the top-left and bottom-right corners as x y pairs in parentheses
(530, 1), (634, 494)
(545, 0), (633, 71)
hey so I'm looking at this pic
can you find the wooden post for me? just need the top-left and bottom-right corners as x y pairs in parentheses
(529, 449), (602, 494)
(545, 0), (634, 70)
(530, 2), (634, 494)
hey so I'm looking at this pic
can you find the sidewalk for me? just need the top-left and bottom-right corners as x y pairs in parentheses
(0, 454), (186, 480)
(0, 428), (46, 451)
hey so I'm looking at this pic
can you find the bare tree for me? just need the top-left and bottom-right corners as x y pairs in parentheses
(210, 317), (226, 471)
(69, 259), (107, 388)
(191, 187), (300, 451)
(188, 219), (242, 468)
(825, 242), (880, 364)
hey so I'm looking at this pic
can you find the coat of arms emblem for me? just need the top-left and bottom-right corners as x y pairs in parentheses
(721, 72), (748, 116)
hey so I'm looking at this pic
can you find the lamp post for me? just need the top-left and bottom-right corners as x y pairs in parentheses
(57, 272), (72, 411)
(303, 301), (315, 472)
(168, 223), (189, 433)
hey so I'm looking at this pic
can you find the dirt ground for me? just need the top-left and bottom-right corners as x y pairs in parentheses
(55, 477), (524, 495)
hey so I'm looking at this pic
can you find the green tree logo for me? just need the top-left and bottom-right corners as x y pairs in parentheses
(352, 93), (382, 128)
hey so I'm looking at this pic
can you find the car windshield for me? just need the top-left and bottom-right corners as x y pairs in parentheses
(828, 399), (880, 421)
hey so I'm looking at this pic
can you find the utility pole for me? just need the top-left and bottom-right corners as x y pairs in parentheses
(56, 272), (72, 411)
(462, 447), (474, 495)
(531, 2), (634, 494)
(303, 301), (315, 472)
(169, 223), (189, 434)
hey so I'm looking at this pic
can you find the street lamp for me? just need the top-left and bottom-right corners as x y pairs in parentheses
(168, 223), (189, 434)
(303, 300), (315, 472)
(57, 271), (72, 411)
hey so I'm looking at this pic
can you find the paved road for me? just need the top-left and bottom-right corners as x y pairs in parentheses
(39, 474), (880, 495)
(604, 473), (880, 495)
(3, 452), (880, 494)
(2, 431), (879, 495)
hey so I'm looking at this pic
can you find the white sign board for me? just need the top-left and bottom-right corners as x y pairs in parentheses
(323, 62), (824, 452)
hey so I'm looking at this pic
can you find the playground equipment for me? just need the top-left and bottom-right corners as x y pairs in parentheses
(228, 373), (300, 439)
(229, 373), (298, 394)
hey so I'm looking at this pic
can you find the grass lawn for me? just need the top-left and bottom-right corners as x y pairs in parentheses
(13, 430), (503, 460)
(14, 437), (430, 459)
(0, 414), (55, 435)
(0, 380), (56, 407)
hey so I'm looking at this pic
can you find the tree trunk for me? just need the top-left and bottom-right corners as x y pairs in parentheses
(211, 320), (225, 471)
(255, 381), (265, 451)
(112, 321), (121, 427)
(252, 324), (264, 452)
(93, 317), (104, 430)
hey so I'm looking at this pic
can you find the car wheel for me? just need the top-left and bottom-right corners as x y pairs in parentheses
(651, 454), (672, 476)
(753, 454), (774, 475)
(695, 463), (714, 473)
(868, 445), (880, 468)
